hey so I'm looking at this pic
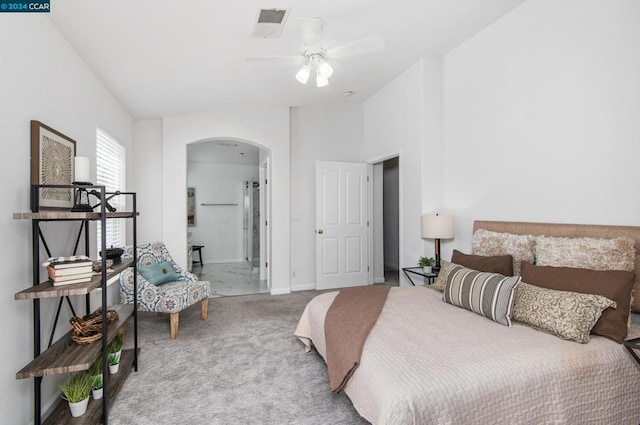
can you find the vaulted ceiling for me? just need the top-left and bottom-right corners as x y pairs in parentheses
(49, 0), (526, 119)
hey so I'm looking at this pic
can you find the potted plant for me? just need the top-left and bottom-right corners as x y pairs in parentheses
(88, 358), (103, 383)
(108, 333), (123, 363)
(108, 352), (120, 374)
(59, 372), (93, 418)
(92, 374), (104, 400)
(418, 256), (436, 274)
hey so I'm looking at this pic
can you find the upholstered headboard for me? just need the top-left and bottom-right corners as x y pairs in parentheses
(473, 220), (640, 313)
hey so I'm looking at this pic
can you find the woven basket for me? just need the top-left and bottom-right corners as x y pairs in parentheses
(70, 310), (119, 345)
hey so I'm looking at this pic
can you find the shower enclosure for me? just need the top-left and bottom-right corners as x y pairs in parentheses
(243, 180), (260, 270)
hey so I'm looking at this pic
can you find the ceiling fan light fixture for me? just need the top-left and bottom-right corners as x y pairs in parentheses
(316, 73), (329, 87)
(295, 64), (311, 84)
(317, 61), (333, 79)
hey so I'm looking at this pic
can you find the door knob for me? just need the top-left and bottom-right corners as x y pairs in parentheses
(317, 229), (324, 234)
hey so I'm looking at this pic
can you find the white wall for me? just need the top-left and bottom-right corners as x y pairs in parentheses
(156, 107), (291, 294)
(132, 119), (163, 244)
(0, 15), (133, 425)
(289, 104), (364, 290)
(364, 58), (444, 284)
(443, 0), (640, 257)
(187, 162), (258, 263)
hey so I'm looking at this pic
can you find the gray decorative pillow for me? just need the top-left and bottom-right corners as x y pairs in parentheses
(443, 265), (521, 326)
(472, 229), (535, 275)
(430, 260), (454, 292)
(535, 235), (635, 271)
(512, 281), (616, 344)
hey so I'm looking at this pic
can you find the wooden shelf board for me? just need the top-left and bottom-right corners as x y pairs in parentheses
(42, 348), (140, 425)
(13, 211), (137, 220)
(16, 304), (134, 379)
(15, 259), (134, 300)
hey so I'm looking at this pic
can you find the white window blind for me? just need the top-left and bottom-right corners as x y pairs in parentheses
(96, 128), (126, 253)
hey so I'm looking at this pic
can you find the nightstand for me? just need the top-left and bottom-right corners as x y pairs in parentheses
(402, 267), (439, 286)
(623, 337), (640, 365)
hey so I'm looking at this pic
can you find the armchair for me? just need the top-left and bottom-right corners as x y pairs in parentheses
(120, 241), (210, 339)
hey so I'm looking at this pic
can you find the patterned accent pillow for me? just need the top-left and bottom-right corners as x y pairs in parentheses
(430, 260), (454, 292)
(472, 229), (535, 275)
(443, 265), (521, 326)
(512, 281), (616, 344)
(536, 235), (635, 271)
(520, 261), (634, 343)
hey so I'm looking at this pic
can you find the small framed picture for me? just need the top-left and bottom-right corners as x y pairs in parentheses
(30, 120), (76, 209)
(187, 187), (196, 226)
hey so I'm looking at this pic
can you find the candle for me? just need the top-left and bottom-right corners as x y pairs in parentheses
(74, 156), (90, 183)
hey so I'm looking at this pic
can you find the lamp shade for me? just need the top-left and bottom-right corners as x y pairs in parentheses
(296, 64), (311, 84)
(317, 61), (333, 79)
(316, 73), (329, 87)
(74, 156), (90, 183)
(421, 215), (455, 239)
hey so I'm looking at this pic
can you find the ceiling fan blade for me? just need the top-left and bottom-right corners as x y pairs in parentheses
(246, 55), (301, 63)
(328, 35), (385, 58)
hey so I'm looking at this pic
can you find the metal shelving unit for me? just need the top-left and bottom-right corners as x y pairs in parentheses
(14, 184), (139, 425)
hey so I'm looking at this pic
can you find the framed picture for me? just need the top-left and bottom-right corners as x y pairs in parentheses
(30, 120), (76, 209)
(187, 187), (196, 226)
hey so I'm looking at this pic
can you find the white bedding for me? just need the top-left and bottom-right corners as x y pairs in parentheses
(294, 286), (640, 425)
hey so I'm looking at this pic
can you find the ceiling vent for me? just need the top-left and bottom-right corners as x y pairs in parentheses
(251, 8), (290, 39)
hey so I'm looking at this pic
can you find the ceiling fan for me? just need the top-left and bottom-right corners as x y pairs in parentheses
(247, 18), (385, 87)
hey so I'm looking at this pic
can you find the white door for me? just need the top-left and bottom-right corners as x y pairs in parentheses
(316, 161), (369, 290)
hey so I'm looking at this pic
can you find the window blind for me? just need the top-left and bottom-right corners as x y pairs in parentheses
(96, 128), (126, 253)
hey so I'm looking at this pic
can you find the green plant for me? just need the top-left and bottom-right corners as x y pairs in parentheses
(108, 353), (119, 366)
(59, 372), (93, 403)
(93, 374), (103, 390)
(108, 333), (123, 354)
(88, 358), (103, 376)
(418, 256), (435, 267)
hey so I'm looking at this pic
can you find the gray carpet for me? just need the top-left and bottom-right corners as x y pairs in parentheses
(110, 291), (369, 425)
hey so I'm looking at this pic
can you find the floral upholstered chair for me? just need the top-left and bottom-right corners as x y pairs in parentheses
(119, 241), (210, 339)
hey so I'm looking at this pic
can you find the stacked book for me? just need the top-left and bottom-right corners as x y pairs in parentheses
(45, 256), (93, 286)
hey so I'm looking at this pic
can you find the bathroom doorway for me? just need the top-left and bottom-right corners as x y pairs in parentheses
(187, 139), (269, 296)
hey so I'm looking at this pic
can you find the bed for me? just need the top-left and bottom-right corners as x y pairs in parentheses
(295, 221), (640, 425)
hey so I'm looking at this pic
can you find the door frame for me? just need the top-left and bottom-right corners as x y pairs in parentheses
(260, 156), (271, 289)
(367, 150), (403, 285)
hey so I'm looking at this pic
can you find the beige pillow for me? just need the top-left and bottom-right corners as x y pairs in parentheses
(430, 260), (454, 292)
(512, 281), (616, 343)
(535, 235), (635, 271)
(472, 229), (535, 275)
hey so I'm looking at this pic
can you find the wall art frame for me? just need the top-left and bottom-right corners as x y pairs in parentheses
(30, 120), (76, 210)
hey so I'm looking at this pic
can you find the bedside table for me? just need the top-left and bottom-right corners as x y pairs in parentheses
(624, 337), (640, 365)
(402, 267), (439, 286)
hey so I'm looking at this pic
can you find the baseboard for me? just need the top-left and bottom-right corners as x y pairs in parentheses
(32, 390), (62, 425)
(373, 277), (385, 284)
(204, 258), (244, 264)
(291, 283), (316, 291)
(270, 287), (291, 295)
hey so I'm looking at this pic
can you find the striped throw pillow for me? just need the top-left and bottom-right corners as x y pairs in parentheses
(443, 265), (521, 326)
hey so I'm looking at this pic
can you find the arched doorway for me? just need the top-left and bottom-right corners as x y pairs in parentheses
(186, 138), (271, 296)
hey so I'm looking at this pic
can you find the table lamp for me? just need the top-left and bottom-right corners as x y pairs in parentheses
(421, 214), (455, 269)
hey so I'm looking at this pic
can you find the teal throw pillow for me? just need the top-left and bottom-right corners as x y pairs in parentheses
(138, 261), (179, 286)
